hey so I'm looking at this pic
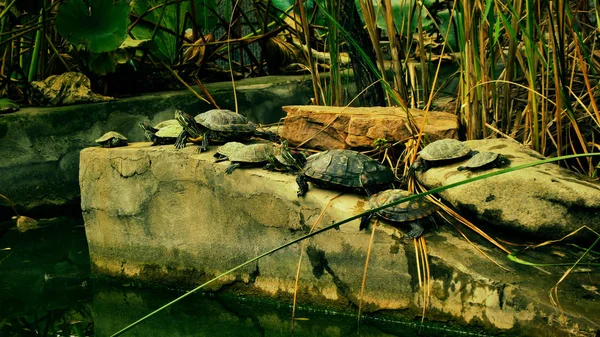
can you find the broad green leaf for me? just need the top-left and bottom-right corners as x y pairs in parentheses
(56, 0), (130, 53)
(130, 0), (190, 63)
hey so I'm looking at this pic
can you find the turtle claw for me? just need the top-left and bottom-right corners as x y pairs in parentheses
(225, 163), (240, 174)
(359, 214), (373, 231)
(406, 222), (424, 239)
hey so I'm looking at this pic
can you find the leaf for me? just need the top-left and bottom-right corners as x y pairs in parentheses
(130, 0), (190, 63)
(183, 33), (214, 65)
(56, 0), (130, 53)
(14, 215), (40, 233)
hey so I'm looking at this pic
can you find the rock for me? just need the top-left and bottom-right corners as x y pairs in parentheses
(416, 138), (600, 239)
(79, 144), (599, 336)
(280, 106), (458, 150)
(30, 72), (115, 106)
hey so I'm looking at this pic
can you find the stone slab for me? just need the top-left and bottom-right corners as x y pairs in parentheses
(280, 106), (458, 150)
(80, 143), (600, 336)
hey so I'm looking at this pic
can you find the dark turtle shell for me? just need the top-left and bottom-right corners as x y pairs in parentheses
(299, 149), (395, 195)
(420, 139), (471, 161)
(457, 152), (510, 171)
(369, 189), (437, 223)
(361, 189), (437, 238)
(95, 131), (128, 148)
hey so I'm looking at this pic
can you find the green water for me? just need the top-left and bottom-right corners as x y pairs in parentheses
(0, 216), (490, 337)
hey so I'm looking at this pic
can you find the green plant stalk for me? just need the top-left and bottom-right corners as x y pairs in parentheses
(0, 0), (17, 21)
(524, 0), (539, 151)
(110, 152), (600, 336)
(27, 9), (44, 83)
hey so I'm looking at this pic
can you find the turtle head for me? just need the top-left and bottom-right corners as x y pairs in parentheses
(175, 109), (203, 137)
(498, 154), (511, 167)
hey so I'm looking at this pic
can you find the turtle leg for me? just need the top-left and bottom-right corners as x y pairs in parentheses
(175, 131), (188, 149)
(296, 175), (309, 197)
(197, 132), (209, 152)
(359, 213), (373, 231)
(225, 163), (240, 174)
(406, 222), (424, 239)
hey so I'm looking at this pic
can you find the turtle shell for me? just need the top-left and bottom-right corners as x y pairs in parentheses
(458, 151), (509, 171)
(216, 142), (246, 158)
(228, 143), (277, 163)
(196, 109), (256, 133)
(370, 189), (437, 223)
(95, 131), (127, 143)
(153, 119), (179, 130)
(155, 124), (183, 138)
(303, 149), (395, 190)
(419, 139), (471, 161)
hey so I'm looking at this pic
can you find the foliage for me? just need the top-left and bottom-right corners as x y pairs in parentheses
(56, 0), (130, 53)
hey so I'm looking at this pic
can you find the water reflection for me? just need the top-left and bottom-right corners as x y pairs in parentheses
(0, 216), (489, 337)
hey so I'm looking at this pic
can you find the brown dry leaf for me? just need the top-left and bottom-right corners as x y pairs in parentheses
(183, 33), (214, 65)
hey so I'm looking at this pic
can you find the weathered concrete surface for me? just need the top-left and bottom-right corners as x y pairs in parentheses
(80, 144), (600, 336)
(416, 138), (600, 239)
(281, 105), (458, 150)
(0, 75), (314, 213)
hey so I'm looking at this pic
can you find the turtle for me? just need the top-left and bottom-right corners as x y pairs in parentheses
(214, 142), (278, 174)
(175, 109), (271, 152)
(296, 149), (396, 197)
(139, 121), (183, 145)
(359, 189), (438, 238)
(263, 141), (307, 173)
(411, 139), (474, 172)
(457, 151), (511, 171)
(95, 131), (128, 148)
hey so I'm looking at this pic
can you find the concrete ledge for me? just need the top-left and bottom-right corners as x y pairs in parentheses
(0, 75), (314, 212)
(80, 144), (599, 337)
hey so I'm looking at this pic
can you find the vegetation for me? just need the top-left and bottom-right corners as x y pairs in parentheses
(1, 0), (597, 175)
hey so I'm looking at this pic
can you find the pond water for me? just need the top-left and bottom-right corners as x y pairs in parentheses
(0, 216), (492, 337)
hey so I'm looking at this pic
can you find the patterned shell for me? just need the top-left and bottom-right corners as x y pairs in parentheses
(228, 143), (277, 163)
(95, 131), (127, 143)
(370, 189), (437, 222)
(419, 139), (471, 161)
(303, 149), (395, 188)
(216, 142), (246, 157)
(195, 109), (256, 133)
(460, 151), (500, 169)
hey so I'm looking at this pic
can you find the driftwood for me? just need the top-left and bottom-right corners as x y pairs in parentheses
(280, 105), (458, 150)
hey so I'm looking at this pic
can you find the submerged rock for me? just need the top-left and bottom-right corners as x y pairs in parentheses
(416, 138), (600, 239)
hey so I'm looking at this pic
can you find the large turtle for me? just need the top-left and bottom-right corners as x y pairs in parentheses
(95, 131), (128, 148)
(411, 139), (473, 172)
(457, 151), (510, 171)
(360, 189), (437, 238)
(296, 149), (396, 197)
(215, 142), (277, 174)
(175, 109), (271, 151)
(139, 120), (183, 145)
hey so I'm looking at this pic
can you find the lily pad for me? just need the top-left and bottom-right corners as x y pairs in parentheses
(56, 0), (130, 53)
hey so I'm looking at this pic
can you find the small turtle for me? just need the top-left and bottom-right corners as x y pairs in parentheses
(95, 131), (128, 148)
(297, 149), (396, 197)
(411, 139), (474, 172)
(457, 152), (510, 171)
(139, 121), (183, 145)
(360, 189), (437, 238)
(215, 142), (277, 174)
(264, 142), (306, 172)
(175, 109), (269, 151)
